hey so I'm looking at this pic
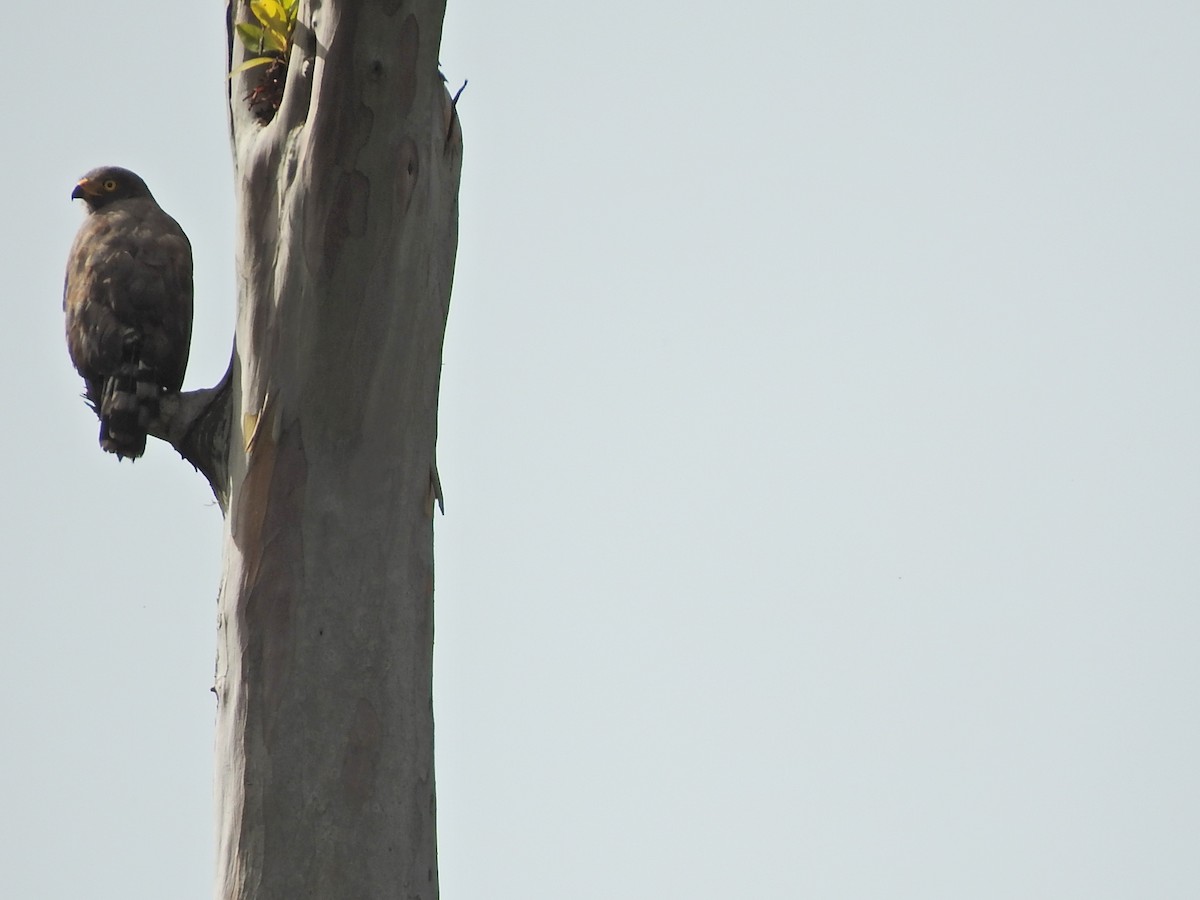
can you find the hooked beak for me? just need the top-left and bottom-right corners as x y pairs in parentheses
(72, 178), (99, 201)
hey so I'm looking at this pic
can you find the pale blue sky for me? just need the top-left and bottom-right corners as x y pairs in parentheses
(2, 2), (1198, 898)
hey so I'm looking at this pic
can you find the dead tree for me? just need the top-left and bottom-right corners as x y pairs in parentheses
(150, 1), (462, 896)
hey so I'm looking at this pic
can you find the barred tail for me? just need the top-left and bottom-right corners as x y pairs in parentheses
(97, 361), (160, 460)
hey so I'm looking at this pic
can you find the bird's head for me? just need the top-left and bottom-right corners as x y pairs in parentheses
(71, 166), (153, 211)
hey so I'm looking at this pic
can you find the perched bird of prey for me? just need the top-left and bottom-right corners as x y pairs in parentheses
(64, 166), (193, 459)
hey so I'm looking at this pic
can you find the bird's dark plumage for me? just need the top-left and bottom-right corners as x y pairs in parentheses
(64, 166), (193, 459)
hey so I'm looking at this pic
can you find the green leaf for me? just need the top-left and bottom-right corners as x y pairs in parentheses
(235, 22), (266, 52)
(252, 0), (287, 28)
(262, 28), (287, 53)
(229, 0), (295, 80)
(228, 56), (276, 77)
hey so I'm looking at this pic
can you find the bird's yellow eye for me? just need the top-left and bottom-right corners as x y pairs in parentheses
(103, 179), (118, 191)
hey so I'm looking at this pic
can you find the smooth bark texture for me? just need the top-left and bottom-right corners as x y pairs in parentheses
(187, 2), (462, 897)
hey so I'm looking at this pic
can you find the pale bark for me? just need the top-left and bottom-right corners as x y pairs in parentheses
(158, 1), (460, 896)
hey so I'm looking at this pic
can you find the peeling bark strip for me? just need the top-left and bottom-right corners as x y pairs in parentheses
(205, 1), (461, 897)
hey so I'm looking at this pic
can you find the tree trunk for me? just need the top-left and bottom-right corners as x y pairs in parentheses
(164, 2), (462, 896)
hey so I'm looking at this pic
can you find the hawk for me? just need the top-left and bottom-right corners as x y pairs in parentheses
(64, 166), (193, 459)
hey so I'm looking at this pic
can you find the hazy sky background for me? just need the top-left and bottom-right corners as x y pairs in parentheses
(1, 1), (1197, 897)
